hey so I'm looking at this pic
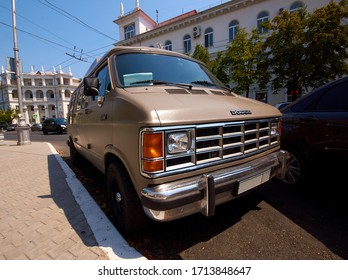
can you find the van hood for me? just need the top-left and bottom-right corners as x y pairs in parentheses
(122, 87), (281, 125)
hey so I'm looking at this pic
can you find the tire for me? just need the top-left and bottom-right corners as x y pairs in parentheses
(69, 139), (83, 166)
(106, 162), (149, 235)
(281, 147), (307, 187)
(43, 128), (48, 135)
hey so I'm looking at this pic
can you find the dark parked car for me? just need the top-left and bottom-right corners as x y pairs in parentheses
(31, 123), (42, 132)
(0, 123), (8, 131)
(280, 77), (348, 186)
(42, 118), (67, 134)
(274, 102), (291, 110)
(6, 124), (17, 131)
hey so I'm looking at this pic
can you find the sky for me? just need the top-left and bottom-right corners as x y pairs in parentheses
(0, 0), (228, 79)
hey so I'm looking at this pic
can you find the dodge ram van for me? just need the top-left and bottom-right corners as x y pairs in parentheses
(67, 46), (288, 234)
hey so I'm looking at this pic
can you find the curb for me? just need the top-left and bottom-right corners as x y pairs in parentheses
(47, 142), (147, 260)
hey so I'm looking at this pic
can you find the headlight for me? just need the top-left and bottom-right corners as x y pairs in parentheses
(167, 131), (191, 154)
(60, 125), (66, 128)
(270, 121), (281, 141)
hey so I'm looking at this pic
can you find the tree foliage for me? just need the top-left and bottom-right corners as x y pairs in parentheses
(224, 27), (264, 97)
(0, 108), (19, 124)
(191, 1), (348, 98)
(305, 0), (348, 87)
(258, 0), (348, 95)
(210, 51), (229, 85)
(192, 44), (211, 66)
(259, 7), (308, 95)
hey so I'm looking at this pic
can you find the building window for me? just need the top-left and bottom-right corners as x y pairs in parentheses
(204, 27), (214, 48)
(229, 20), (239, 41)
(257, 11), (269, 34)
(36, 90), (44, 99)
(290, 1), (304, 13)
(12, 90), (18, 99)
(25, 90), (33, 99)
(183, 34), (192, 53)
(125, 24), (135, 40)
(164, 40), (172, 51)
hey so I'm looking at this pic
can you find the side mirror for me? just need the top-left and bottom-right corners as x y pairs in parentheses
(84, 77), (99, 96)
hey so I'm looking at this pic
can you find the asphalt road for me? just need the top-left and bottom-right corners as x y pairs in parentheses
(4, 131), (348, 260)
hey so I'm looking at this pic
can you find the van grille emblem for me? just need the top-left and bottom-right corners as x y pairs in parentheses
(230, 109), (252, 115)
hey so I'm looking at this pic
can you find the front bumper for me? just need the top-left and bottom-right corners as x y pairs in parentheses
(141, 150), (289, 221)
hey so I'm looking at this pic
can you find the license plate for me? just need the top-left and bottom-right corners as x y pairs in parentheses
(238, 169), (271, 195)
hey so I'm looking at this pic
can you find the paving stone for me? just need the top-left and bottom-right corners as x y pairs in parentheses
(0, 141), (140, 260)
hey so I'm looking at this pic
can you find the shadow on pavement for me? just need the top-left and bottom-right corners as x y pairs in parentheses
(46, 154), (100, 247)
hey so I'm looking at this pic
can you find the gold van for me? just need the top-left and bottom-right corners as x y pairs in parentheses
(67, 46), (288, 234)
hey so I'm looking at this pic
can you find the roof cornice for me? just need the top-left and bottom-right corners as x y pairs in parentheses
(116, 0), (268, 46)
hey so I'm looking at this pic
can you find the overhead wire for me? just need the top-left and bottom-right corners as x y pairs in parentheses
(1, 2), (118, 73)
(37, 0), (117, 42)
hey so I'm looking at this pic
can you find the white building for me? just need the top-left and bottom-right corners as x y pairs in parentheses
(114, 0), (334, 104)
(0, 65), (80, 125)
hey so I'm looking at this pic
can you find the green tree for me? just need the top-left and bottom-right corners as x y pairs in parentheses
(0, 108), (19, 124)
(305, 0), (348, 87)
(260, 0), (348, 99)
(209, 51), (229, 85)
(192, 44), (211, 66)
(259, 7), (308, 98)
(192, 45), (229, 85)
(224, 27), (264, 97)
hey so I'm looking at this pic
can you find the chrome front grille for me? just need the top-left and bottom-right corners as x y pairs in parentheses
(165, 118), (280, 172)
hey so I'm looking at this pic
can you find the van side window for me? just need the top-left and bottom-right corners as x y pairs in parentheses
(97, 65), (111, 97)
(76, 86), (88, 110)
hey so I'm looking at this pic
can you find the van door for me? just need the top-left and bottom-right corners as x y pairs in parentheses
(72, 86), (90, 152)
(82, 63), (113, 172)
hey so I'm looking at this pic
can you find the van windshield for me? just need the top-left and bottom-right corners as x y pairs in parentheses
(114, 53), (224, 89)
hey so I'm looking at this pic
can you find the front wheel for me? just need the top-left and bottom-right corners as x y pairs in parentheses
(106, 162), (149, 235)
(69, 139), (83, 166)
(281, 148), (307, 187)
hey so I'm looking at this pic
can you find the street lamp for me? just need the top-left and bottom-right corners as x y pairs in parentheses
(12, 0), (30, 145)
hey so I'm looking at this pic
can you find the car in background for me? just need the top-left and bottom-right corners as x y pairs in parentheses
(274, 102), (291, 110)
(6, 124), (17, 131)
(42, 118), (67, 134)
(0, 123), (8, 131)
(280, 76), (348, 186)
(31, 123), (42, 132)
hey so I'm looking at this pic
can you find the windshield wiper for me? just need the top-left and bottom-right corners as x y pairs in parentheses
(130, 80), (193, 89)
(191, 80), (217, 87)
(191, 80), (232, 93)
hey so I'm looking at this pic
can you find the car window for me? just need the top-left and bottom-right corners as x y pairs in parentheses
(315, 82), (348, 112)
(114, 53), (222, 88)
(76, 86), (88, 110)
(96, 64), (111, 97)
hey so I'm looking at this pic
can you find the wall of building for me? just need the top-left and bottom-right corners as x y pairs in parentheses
(114, 0), (335, 105)
(0, 69), (80, 125)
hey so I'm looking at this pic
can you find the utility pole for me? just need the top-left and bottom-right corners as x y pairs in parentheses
(12, 0), (30, 145)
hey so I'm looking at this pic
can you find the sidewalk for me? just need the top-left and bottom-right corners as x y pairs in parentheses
(0, 140), (146, 260)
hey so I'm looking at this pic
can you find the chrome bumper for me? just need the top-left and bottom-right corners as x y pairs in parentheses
(141, 150), (289, 221)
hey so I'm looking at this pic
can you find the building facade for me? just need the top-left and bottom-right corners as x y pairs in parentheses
(0, 65), (80, 125)
(114, 0), (334, 105)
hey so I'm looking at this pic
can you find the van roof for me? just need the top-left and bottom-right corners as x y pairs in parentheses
(83, 46), (201, 77)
